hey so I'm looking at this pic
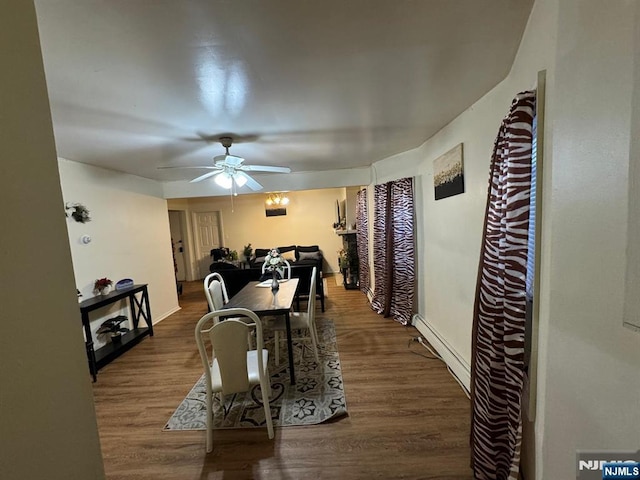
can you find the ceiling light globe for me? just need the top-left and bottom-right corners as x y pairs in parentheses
(215, 172), (233, 189)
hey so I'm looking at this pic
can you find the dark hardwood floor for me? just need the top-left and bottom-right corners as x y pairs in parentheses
(92, 277), (473, 479)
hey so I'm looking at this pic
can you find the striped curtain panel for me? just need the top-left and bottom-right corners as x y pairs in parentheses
(370, 182), (389, 313)
(355, 188), (370, 295)
(370, 177), (415, 325)
(471, 91), (536, 480)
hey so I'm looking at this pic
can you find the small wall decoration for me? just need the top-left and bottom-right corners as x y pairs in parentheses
(266, 207), (286, 217)
(265, 192), (289, 217)
(65, 202), (91, 223)
(433, 143), (465, 200)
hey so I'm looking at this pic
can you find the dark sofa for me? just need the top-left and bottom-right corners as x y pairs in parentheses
(249, 245), (323, 272)
(209, 245), (325, 311)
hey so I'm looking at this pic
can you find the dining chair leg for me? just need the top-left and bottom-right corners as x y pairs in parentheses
(266, 368), (273, 398)
(285, 313), (296, 385)
(297, 339), (305, 365)
(206, 390), (214, 453)
(260, 379), (275, 439)
(309, 325), (320, 363)
(274, 331), (281, 366)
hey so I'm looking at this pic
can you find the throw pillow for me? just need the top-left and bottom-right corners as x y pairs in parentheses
(295, 245), (319, 261)
(277, 245), (296, 254)
(282, 251), (296, 262)
(298, 251), (322, 262)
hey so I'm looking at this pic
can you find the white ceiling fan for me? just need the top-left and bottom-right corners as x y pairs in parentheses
(159, 136), (291, 191)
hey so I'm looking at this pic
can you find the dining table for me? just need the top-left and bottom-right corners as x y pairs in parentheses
(222, 278), (300, 385)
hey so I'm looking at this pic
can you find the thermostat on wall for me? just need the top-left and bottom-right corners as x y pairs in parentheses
(115, 278), (134, 291)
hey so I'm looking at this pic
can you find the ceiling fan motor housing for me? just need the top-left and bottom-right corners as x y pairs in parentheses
(220, 136), (233, 149)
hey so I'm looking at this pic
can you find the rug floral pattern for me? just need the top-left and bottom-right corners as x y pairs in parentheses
(164, 318), (347, 431)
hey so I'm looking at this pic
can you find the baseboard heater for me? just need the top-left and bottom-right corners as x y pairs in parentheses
(412, 313), (471, 394)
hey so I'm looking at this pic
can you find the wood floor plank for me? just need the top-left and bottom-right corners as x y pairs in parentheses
(92, 277), (473, 479)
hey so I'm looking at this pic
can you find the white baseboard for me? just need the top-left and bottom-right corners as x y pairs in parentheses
(412, 314), (471, 393)
(153, 305), (181, 325)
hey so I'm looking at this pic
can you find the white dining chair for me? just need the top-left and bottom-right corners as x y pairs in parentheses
(259, 258), (293, 330)
(195, 308), (274, 453)
(204, 272), (254, 349)
(261, 258), (292, 280)
(271, 267), (319, 366)
(204, 273), (229, 311)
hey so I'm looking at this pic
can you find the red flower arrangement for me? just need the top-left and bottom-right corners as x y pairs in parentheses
(94, 277), (113, 290)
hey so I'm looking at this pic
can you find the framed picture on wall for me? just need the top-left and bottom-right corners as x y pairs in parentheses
(433, 143), (464, 200)
(265, 207), (286, 217)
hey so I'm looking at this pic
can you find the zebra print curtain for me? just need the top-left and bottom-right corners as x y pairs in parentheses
(355, 188), (370, 295)
(471, 91), (536, 480)
(370, 177), (415, 325)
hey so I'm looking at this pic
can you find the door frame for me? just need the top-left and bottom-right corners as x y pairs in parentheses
(165, 208), (198, 282)
(191, 210), (224, 280)
(168, 210), (188, 282)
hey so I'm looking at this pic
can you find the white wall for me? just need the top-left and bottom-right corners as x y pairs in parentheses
(625, 0), (640, 334)
(373, 0), (558, 365)
(0, 1), (104, 478)
(344, 185), (360, 230)
(168, 188), (346, 277)
(539, 1), (640, 479)
(58, 159), (180, 346)
(370, 0), (640, 479)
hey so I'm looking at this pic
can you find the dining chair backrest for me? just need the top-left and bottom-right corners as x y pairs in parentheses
(204, 273), (229, 311)
(261, 258), (292, 280)
(195, 308), (273, 452)
(195, 308), (264, 396)
(210, 319), (250, 394)
(307, 266), (317, 317)
(272, 266), (319, 367)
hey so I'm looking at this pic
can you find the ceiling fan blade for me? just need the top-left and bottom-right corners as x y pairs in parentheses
(237, 171), (263, 191)
(157, 165), (219, 170)
(241, 165), (291, 173)
(190, 171), (220, 183)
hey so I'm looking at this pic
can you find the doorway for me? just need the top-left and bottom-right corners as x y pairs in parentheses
(168, 211), (187, 282)
(193, 211), (222, 279)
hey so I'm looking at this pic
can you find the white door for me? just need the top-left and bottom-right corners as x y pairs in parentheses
(168, 211), (186, 281)
(194, 211), (221, 279)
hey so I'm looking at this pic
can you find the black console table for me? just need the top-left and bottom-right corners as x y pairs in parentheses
(79, 284), (153, 381)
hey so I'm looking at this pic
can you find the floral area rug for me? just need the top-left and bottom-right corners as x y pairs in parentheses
(163, 318), (347, 431)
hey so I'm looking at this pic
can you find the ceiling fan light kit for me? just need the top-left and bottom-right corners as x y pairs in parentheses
(214, 172), (233, 189)
(213, 171), (247, 189)
(158, 136), (291, 191)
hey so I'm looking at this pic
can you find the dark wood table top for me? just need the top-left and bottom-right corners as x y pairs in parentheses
(223, 279), (299, 315)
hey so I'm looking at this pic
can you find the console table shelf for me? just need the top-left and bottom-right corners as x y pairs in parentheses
(93, 327), (150, 367)
(79, 284), (153, 381)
